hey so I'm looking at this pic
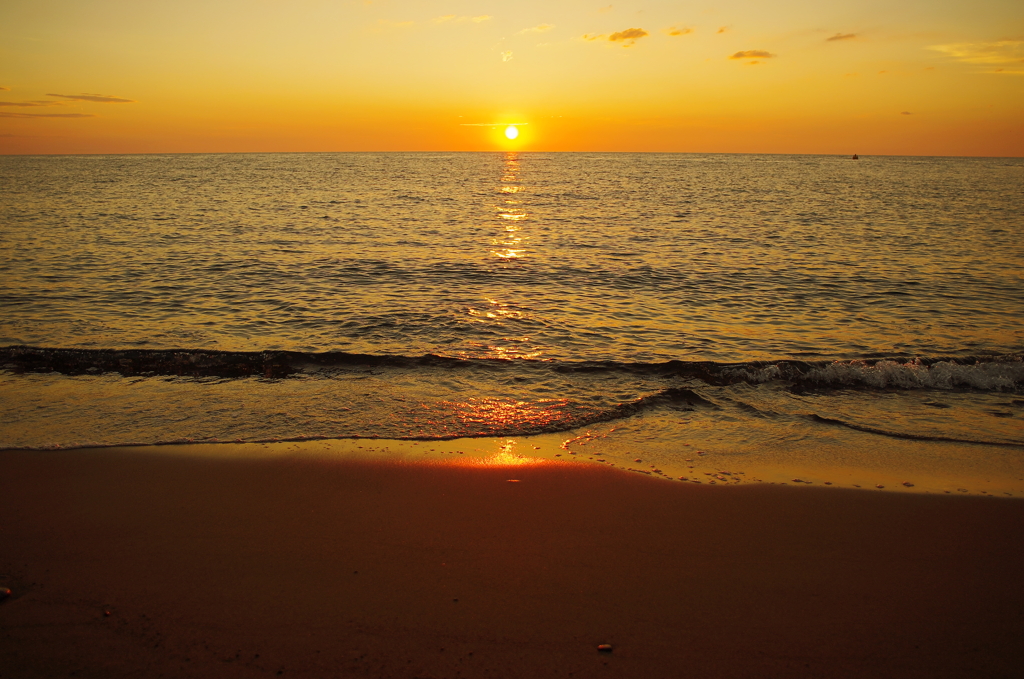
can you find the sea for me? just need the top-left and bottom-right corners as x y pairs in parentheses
(2, 152), (1022, 493)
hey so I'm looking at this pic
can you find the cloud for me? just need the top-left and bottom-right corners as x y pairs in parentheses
(665, 26), (692, 37)
(519, 24), (554, 35)
(730, 50), (775, 60)
(0, 100), (63, 107)
(599, 5), (613, 13)
(46, 92), (135, 103)
(827, 33), (857, 42)
(583, 28), (648, 46)
(608, 27), (648, 43)
(717, 26), (728, 34)
(0, 86), (9, 91)
(0, 112), (96, 118)
(432, 14), (455, 24)
(502, 51), (513, 62)
(929, 40), (1023, 66)
(901, 111), (912, 115)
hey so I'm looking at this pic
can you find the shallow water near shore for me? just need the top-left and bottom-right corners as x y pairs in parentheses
(1, 152), (1022, 490)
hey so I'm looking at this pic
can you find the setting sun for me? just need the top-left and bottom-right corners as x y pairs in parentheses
(504, 125), (519, 140)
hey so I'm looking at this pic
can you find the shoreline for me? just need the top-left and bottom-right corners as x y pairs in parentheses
(2, 442), (1023, 678)
(3, 433), (1020, 497)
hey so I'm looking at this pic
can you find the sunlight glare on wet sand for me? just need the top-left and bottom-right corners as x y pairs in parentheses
(474, 439), (548, 468)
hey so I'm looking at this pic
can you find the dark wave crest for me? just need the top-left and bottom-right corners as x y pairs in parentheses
(2, 346), (1021, 393)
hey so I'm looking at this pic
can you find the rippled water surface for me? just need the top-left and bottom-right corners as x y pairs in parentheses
(3, 152), (1022, 360)
(2, 153), (1022, 479)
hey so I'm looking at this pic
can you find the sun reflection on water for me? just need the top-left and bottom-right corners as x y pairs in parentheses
(415, 397), (576, 436)
(454, 152), (546, 361)
(492, 152), (530, 261)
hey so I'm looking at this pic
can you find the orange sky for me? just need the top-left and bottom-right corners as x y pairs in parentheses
(2, 0), (1022, 155)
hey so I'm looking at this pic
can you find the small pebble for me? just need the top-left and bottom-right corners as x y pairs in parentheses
(824, 481), (832, 485)
(876, 484), (884, 489)
(597, 644), (613, 653)
(634, 458), (642, 462)
(0, 587), (10, 601)
(902, 481), (914, 487)
(792, 478), (803, 483)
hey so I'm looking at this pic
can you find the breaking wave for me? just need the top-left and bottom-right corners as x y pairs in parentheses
(2, 346), (1021, 393)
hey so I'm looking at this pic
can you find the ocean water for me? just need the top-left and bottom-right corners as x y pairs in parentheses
(2, 152), (1022, 489)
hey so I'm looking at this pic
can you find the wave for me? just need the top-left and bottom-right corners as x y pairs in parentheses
(2, 346), (1021, 392)
(807, 414), (1022, 448)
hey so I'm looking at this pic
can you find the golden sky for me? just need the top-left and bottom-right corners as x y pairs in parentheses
(1, 0), (1022, 155)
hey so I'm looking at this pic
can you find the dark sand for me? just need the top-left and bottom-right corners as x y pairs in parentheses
(1, 446), (1023, 678)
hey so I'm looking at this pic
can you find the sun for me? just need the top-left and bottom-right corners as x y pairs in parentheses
(504, 125), (519, 140)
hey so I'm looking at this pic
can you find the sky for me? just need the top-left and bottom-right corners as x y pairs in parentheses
(1, 0), (1022, 155)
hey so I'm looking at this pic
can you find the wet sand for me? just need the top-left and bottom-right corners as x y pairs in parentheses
(1, 443), (1023, 678)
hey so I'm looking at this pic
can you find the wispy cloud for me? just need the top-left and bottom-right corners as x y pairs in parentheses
(518, 24), (554, 35)
(929, 39), (1023, 70)
(0, 112), (96, 118)
(717, 26), (728, 34)
(827, 33), (857, 42)
(730, 50), (775, 60)
(584, 28), (649, 45)
(901, 111), (912, 115)
(599, 5), (613, 13)
(0, 100), (63, 107)
(47, 92), (135, 103)
(501, 51), (513, 62)
(665, 26), (692, 37)
(460, 122), (529, 126)
(0, 86), (10, 91)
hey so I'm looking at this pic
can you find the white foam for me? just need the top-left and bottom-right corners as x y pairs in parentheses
(803, 359), (1024, 391)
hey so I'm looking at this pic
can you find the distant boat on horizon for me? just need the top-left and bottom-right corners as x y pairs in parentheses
(852, 154), (859, 160)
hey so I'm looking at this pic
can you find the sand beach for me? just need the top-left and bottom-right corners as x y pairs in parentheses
(2, 439), (1022, 679)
